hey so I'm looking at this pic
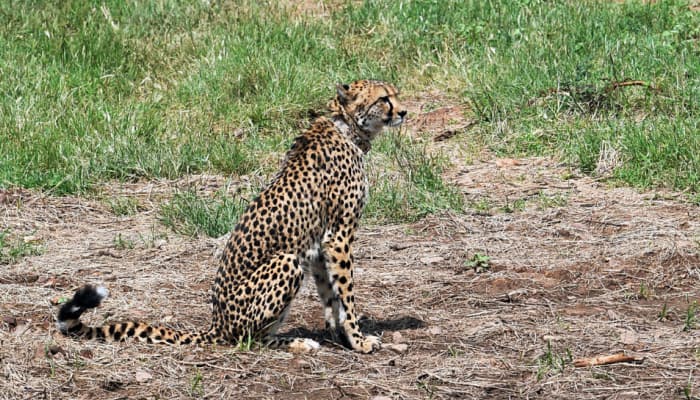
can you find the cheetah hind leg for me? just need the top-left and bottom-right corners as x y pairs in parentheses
(248, 253), (321, 353)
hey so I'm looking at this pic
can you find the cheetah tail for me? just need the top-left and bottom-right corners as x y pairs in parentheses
(56, 285), (215, 345)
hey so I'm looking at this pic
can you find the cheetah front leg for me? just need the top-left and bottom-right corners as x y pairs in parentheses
(309, 254), (341, 336)
(324, 232), (380, 353)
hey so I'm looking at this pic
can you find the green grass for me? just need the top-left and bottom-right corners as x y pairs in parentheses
(685, 301), (698, 332)
(159, 187), (247, 238)
(0, 230), (44, 264)
(112, 233), (135, 250)
(365, 130), (464, 223)
(0, 0), (698, 222)
(464, 253), (491, 273)
(105, 196), (141, 216)
(188, 368), (204, 397)
(535, 341), (572, 381)
(536, 191), (568, 210)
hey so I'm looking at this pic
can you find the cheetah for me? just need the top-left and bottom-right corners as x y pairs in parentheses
(56, 79), (407, 353)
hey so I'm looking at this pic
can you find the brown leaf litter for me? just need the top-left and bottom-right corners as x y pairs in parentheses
(1, 153), (699, 398)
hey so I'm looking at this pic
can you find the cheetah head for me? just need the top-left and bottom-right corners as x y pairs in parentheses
(333, 80), (407, 138)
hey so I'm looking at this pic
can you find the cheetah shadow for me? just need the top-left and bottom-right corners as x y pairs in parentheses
(282, 315), (425, 349)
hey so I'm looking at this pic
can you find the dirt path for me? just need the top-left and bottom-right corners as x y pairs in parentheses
(2, 153), (698, 399)
(1, 97), (699, 399)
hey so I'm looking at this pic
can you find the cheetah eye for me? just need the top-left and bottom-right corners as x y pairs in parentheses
(380, 96), (390, 103)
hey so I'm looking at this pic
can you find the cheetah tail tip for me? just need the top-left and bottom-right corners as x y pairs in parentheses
(57, 285), (109, 329)
(73, 285), (109, 308)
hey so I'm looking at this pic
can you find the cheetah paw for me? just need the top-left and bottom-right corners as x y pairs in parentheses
(353, 335), (381, 354)
(288, 338), (321, 353)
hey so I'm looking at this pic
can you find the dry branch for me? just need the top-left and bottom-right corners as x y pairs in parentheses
(433, 119), (477, 142)
(605, 80), (659, 93)
(573, 352), (644, 368)
(526, 79), (660, 107)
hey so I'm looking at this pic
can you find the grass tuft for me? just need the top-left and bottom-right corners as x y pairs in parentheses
(0, 0), (697, 216)
(365, 130), (463, 223)
(159, 187), (247, 238)
(684, 301), (698, 332)
(105, 196), (141, 216)
(0, 230), (44, 264)
(535, 341), (572, 381)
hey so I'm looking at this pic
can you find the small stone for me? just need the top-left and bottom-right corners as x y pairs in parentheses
(134, 370), (153, 383)
(48, 345), (63, 355)
(504, 288), (529, 302)
(616, 391), (639, 400)
(2, 316), (17, 327)
(13, 322), (30, 336)
(619, 330), (638, 345)
(291, 358), (311, 370)
(427, 326), (443, 335)
(23, 235), (40, 243)
(41, 277), (57, 288)
(370, 396), (392, 400)
(79, 349), (94, 359)
(420, 256), (445, 265)
(383, 343), (408, 354)
(33, 345), (46, 361)
(495, 158), (521, 167)
(542, 335), (565, 342)
(392, 331), (404, 344)
(102, 380), (124, 392)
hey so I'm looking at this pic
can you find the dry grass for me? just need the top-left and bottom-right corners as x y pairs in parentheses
(1, 103), (700, 399)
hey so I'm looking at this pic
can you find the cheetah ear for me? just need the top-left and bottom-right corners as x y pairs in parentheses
(336, 83), (352, 104)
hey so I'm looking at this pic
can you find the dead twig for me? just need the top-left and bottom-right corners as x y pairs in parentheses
(604, 80), (659, 93)
(573, 352), (645, 367)
(526, 79), (660, 107)
(433, 119), (477, 142)
(389, 243), (413, 251)
(587, 219), (628, 229)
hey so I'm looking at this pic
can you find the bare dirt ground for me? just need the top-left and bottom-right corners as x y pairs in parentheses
(1, 103), (699, 399)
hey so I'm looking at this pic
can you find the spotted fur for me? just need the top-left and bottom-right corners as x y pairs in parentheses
(56, 80), (406, 353)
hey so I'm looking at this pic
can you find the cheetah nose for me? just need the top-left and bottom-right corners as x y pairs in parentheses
(398, 110), (407, 118)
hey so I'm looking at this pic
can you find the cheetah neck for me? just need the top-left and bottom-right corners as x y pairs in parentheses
(331, 116), (371, 153)
(329, 105), (373, 153)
